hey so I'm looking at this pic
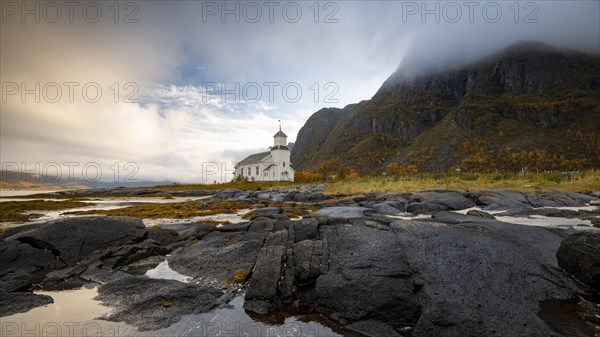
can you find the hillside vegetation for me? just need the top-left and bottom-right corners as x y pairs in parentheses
(291, 42), (600, 176)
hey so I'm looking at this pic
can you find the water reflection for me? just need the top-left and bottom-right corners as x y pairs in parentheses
(538, 295), (599, 337)
(1, 289), (343, 337)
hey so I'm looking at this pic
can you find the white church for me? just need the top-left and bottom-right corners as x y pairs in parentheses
(234, 127), (295, 182)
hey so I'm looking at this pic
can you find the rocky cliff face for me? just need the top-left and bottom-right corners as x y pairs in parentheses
(292, 42), (600, 173)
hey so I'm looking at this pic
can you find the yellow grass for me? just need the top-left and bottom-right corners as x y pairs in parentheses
(323, 170), (600, 195)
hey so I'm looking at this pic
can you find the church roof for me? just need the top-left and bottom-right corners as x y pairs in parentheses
(236, 151), (271, 166)
(274, 130), (287, 137)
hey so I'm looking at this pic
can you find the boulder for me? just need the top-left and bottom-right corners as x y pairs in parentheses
(557, 231), (600, 290)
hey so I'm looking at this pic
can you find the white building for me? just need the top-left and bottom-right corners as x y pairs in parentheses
(234, 128), (295, 181)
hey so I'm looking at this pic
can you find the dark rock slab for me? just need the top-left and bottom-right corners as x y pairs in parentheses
(292, 218), (319, 243)
(159, 223), (215, 240)
(314, 207), (372, 219)
(410, 191), (475, 211)
(101, 239), (169, 269)
(217, 222), (250, 232)
(167, 231), (265, 282)
(371, 201), (404, 215)
(0, 292), (53, 316)
(466, 209), (495, 219)
(557, 231), (600, 290)
(95, 276), (224, 330)
(469, 189), (534, 211)
(315, 224), (421, 327)
(244, 239), (287, 314)
(391, 219), (580, 337)
(147, 228), (180, 246)
(7, 217), (147, 266)
(248, 218), (286, 233)
(407, 202), (448, 214)
(0, 239), (66, 292)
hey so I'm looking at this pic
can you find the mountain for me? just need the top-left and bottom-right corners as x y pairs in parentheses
(291, 41), (600, 174)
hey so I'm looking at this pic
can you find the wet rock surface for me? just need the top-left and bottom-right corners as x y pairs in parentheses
(95, 276), (226, 330)
(557, 231), (600, 290)
(1, 187), (599, 335)
(0, 292), (53, 316)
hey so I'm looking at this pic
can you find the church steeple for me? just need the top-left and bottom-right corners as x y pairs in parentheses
(273, 121), (287, 147)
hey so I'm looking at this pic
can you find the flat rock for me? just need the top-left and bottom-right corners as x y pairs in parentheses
(0, 292), (53, 316)
(95, 276), (224, 330)
(167, 231), (265, 283)
(392, 219), (580, 337)
(314, 207), (372, 219)
(407, 202), (448, 214)
(470, 189), (533, 211)
(411, 191), (475, 211)
(6, 216), (147, 266)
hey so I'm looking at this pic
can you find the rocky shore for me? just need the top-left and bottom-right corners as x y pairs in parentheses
(1, 187), (598, 336)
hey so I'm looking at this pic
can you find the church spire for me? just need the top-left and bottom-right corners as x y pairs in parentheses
(278, 120), (281, 132)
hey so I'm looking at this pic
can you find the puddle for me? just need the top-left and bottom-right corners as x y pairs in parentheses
(386, 213), (432, 220)
(494, 215), (596, 229)
(136, 296), (344, 337)
(0, 287), (138, 337)
(1, 290), (343, 337)
(145, 260), (191, 283)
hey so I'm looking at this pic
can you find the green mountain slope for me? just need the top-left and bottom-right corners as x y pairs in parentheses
(291, 41), (600, 174)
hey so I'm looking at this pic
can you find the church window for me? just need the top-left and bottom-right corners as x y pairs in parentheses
(247, 167), (251, 176)
(256, 166), (259, 175)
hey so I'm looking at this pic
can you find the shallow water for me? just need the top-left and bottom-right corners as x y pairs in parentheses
(0, 287), (125, 337)
(0, 288), (343, 337)
(494, 215), (595, 229)
(132, 296), (344, 337)
(0, 190), (65, 197)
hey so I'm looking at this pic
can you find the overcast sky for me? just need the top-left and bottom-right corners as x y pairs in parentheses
(1, 1), (598, 183)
